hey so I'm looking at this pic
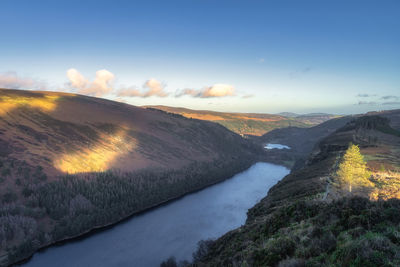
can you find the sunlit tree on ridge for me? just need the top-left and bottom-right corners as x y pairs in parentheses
(337, 144), (371, 192)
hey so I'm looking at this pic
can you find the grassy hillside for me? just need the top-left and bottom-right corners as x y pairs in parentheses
(145, 106), (338, 137)
(0, 89), (262, 266)
(193, 114), (400, 266)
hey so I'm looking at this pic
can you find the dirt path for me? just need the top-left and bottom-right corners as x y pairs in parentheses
(322, 152), (342, 201)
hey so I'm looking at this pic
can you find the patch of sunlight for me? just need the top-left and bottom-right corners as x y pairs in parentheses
(181, 113), (225, 121)
(0, 95), (60, 115)
(235, 116), (281, 122)
(53, 129), (135, 174)
(369, 170), (400, 200)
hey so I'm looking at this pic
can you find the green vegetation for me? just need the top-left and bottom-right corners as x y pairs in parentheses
(193, 115), (400, 266)
(197, 197), (400, 266)
(337, 144), (372, 192)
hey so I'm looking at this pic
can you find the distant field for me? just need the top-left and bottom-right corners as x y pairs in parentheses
(145, 105), (339, 136)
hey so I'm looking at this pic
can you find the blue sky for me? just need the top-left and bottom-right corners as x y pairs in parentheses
(0, 0), (399, 114)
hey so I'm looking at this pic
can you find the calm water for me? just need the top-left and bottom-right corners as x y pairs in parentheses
(264, 143), (291, 150)
(24, 162), (289, 267)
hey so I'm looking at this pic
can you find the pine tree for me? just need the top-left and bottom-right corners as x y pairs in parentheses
(337, 144), (371, 192)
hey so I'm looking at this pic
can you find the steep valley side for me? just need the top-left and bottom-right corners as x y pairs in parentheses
(0, 89), (262, 266)
(195, 112), (400, 266)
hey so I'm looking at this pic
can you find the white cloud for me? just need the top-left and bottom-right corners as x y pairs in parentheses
(116, 86), (142, 97)
(0, 71), (47, 90)
(116, 78), (169, 98)
(66, 68), (115, 97)
(176, 84), (235, 98)
(203, 84), (235, 97)
(66, 68), (88, 89)
(143, 79), (169, 97)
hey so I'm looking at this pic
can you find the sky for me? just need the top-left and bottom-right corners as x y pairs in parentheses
(0, 0), (399, 114)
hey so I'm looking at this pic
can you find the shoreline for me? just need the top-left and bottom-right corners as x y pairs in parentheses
(12, 159), (287, 266)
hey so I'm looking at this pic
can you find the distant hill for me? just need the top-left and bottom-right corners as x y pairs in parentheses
(145, 106), (338, 136)
(247, 115), (354, 168)
(277, 112), (299, 117)
(0, 88), (261, 265)
(278, 112), (341, 124)
(0, 89), (259, 176)
(257, 109), (400, 168)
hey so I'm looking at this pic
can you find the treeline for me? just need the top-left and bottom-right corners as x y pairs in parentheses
(0, 155), (255, 265)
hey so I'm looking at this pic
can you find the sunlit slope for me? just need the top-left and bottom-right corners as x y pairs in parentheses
(145, 105), (316, 136)
(0, 89), (255, 175)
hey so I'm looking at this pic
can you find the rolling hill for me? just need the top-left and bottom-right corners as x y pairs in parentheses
(0, 88), (261, 265)
(0, 89), (261, 176)
(145, 105), (338, 137)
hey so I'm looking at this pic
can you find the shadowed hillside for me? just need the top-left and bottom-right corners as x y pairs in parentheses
(256, 110), (400, 169)
(0, 88), (262, 266)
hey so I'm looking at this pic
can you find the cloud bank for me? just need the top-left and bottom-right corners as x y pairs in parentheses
(383, 101), (400, 105)
(1, 69), (243, 100)
(0, 71), (47, 90)
(176, 84), (235, 98)
(354, 94), (400, 106)
(357, 101), (378, 105)
(66, 68), (115, 97)
(381, 95), (399, 100)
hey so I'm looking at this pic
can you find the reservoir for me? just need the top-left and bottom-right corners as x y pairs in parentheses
(24, 162), (289, 267)
(264, 143), (291, 150)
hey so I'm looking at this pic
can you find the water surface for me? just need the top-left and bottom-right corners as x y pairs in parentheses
(264, 143), (291, 150)
(25, 162), (289, 267)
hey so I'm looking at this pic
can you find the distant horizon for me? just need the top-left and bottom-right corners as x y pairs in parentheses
(2, 86), (398, 116)
(1, 1), (399, 114)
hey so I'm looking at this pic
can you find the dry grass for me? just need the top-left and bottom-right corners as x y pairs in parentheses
(181, 112), (225, 121)
(369, 170), (400, 200)
(0, 95), (59, 115)
(53, 129), (136, 173)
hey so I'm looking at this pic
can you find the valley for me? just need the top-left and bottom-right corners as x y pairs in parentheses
(2, 2), (399, 266)
(1, 89), (399, 266)
(23, 163), (289, 267)
(0, 89), (261, 266)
